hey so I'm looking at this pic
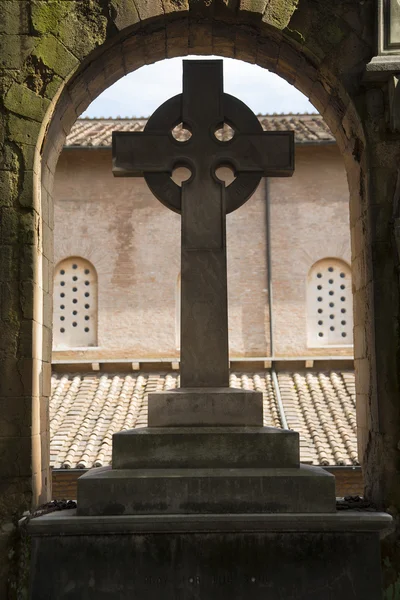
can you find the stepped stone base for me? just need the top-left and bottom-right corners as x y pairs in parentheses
(28, 511), (391, 600)
(112, 426), (300, 469)
(77, 464), (336, 516)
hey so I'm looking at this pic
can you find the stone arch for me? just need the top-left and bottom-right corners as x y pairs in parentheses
(36, 6), (370, 503)
(6, 2), (400, 592)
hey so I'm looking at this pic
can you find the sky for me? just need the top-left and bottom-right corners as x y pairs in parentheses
(81, 56), (316, 119)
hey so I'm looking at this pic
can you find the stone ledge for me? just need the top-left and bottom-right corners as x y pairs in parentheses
(364, 56), (400, 82)
(76, 464), (336, 515)
(27, 509), (392, 535)
(112, 426), (300, 469)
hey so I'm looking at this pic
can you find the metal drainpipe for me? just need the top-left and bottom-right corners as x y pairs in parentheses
(265, 178), (289, 430)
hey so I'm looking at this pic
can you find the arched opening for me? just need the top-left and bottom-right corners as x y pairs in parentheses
(35, 16), (369, 508)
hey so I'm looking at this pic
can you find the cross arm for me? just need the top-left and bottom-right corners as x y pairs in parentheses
(112, 131), (181, 177)
(226, 131), (295, 177)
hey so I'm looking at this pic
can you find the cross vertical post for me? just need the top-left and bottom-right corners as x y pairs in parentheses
(112, 59), (294, 426)
(180, 61), (229, 388)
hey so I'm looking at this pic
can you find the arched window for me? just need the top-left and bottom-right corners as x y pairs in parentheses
(307, 258), (353, 347)
(53, 257), (98, 348)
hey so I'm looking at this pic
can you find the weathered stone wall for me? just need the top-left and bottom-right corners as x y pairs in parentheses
(2, 0), (400, 596)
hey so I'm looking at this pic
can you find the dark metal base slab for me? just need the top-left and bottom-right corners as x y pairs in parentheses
(28, 511), (390, 600)
(112, 426), (300, 469)
(76, 464), (336, 516)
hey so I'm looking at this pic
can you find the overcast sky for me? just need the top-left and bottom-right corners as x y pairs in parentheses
(81, 56), (316, 119)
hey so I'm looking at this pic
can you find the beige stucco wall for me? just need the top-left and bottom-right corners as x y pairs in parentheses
(270, 144), (351, 356)
(52, 143), (351, 361)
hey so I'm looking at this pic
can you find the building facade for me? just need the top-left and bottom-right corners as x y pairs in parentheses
(53, 115), (352, 362)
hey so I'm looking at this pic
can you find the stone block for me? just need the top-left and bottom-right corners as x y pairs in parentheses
(8, 114), (42, 148)
(112, 426), (300, 469)
(110, 0), (140, 31)
(0, 436), (32, 478)
(28, 510), (391, 600)
(77, 464), (336, 515)
(4, 82), (50, 122)
(235, 30), (257, 64)
(256, 37), (280, 71)
(135, 0), (164, 21)
(262, 0), (299, 29)
(166, 19), (189, 58)
(0, 396), (32, 438)
(188, 21), (213, 54)
(148, 388), (263, 426)
(122, 34), (147, 73)
(0, 1), (30, 35)
(163, 0), (188, 14)
(0, 34), (36, 70)
(144, 30), (166, 65)
(239, 0), (268, 15)
(212, 21), (235, 58)
(0, 171), (18, 207)
(278, 42), (305, 86)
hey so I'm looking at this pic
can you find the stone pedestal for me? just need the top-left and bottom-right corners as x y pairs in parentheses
(28, 419), (392, 598)
(28, 511), (391, 600)
(76, 425), (336, 516)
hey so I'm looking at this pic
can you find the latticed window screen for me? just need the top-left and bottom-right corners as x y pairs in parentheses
(53, 257), (98, 348)
(307, 259), (353, 347)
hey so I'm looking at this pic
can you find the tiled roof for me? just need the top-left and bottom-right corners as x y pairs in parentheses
(50, 370), (358, 470)
(65, 115), (334, 148)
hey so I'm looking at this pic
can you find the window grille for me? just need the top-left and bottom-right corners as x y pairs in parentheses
(53, 257), (98, 348)
(307, 259), (353, 347)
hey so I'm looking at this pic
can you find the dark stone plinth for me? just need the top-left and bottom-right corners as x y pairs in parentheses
(112, 426), (300, 469)
(148, 388), (263, 427)
(28, 511), (391, 600)
(77, 464), (336, 516)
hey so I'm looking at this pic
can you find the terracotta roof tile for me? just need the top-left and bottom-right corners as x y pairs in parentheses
(277, 371), (358, 467)
(50, 370), (357, 470)
(64, 114), (335, 148)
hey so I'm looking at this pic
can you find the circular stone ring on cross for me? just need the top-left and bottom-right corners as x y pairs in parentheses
(143, 93), (263, 215)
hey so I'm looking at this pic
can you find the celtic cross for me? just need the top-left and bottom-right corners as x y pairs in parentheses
(113, 60), (294, 392)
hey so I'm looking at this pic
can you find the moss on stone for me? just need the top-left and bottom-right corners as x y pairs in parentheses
(32, 0), (107, 60)
(4, 83), (50, 122)
(0, 172), (18, 208)
(0, 143), (21, 174)
(44, 74), (63, 100)
(18, 213), (37, 246)
(0, 208), (19, 245)
(32, 35), (78, 79)
(318, 20), (346, 48)
(31, 1), (72, 35)
(0, 1), (30, 35)
(57, 1), (108, 60)
(0, 34), (36, 71)
(262, 0), (299, 30)
(8, 115), (41, 148)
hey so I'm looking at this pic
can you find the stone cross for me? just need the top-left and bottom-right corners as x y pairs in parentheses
(113, 60), (294, 392)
